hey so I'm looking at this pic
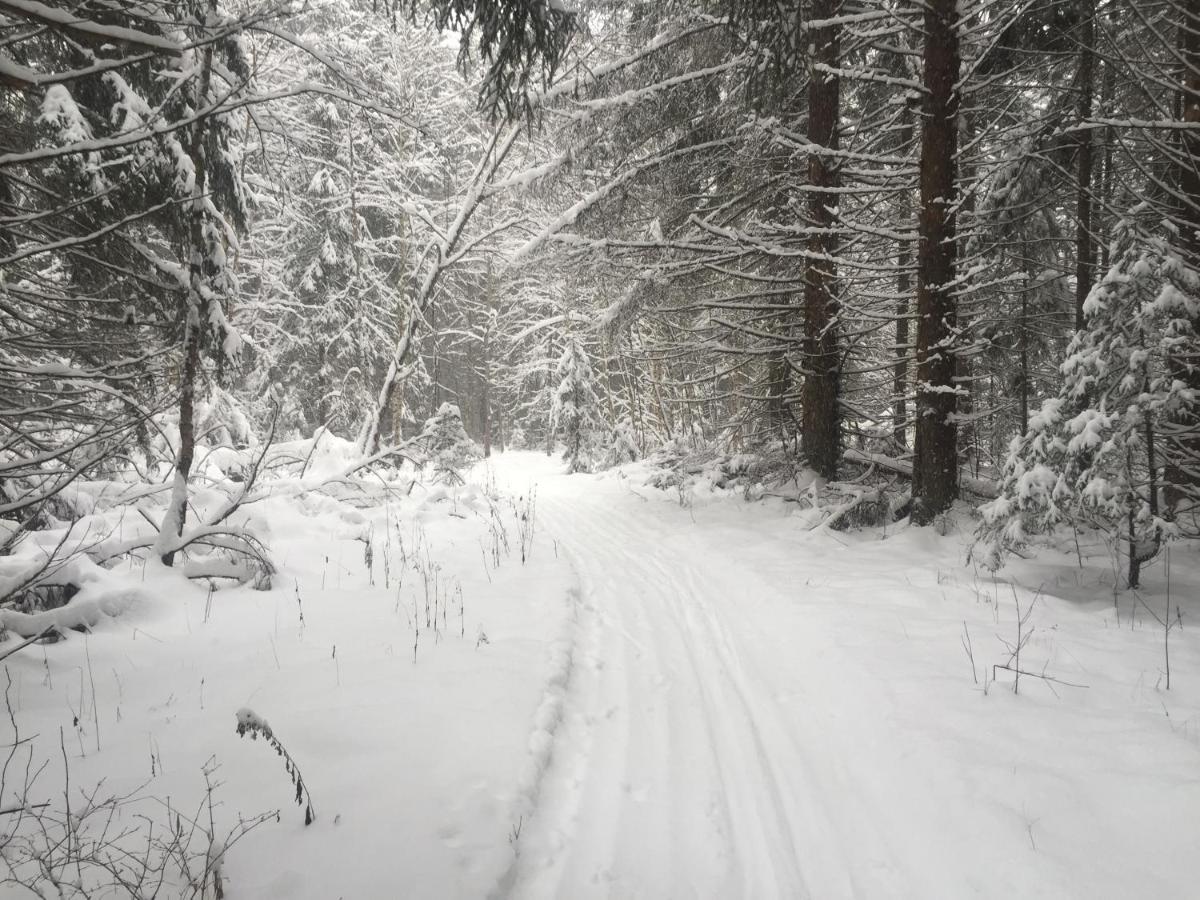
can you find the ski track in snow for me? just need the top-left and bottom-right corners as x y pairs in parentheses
(497, 481), (847, 899)
(487, 461), (1149, 900)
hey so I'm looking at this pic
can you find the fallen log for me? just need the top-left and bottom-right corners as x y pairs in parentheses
(842, 448), (999, 499)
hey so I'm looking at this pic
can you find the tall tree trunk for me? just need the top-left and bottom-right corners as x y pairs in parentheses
(161, 320), (201, 567)
(481, 263), (495, 458)
(801, 0), (842, 479)
(545, 345), (556, 455)
(911, 0), (961, 523)
(1020, 249), (1032, 433)
(316, 343), (330, 428)
(954, 104), (978, 478)
(1074, 0), (1096, 331)
(1099, 55), (1115, 272)
(894, 105), (915, 447)
(1165, 0), (1200, 520)
(157, 4), (217, 566)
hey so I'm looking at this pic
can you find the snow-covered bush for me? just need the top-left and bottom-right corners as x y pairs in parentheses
(601, 417), (640, 469)
(420, 403), (482, 484)
(196, 386), (255, 449)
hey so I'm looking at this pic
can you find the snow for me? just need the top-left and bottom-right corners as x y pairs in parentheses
(496, 458), (1200, 899)
(4, 452), (1200, 898)
(39, 85), (92, 143)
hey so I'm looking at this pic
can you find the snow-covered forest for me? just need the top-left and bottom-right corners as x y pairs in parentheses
(3, 0), (1200, 897)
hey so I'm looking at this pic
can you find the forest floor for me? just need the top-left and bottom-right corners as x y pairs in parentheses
(4, 450), (1200, 899)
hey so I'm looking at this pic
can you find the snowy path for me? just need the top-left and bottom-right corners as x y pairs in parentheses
(492, 457), (1200, 900)
(496, 469), (916, 900)
(509, 488), (812, 898)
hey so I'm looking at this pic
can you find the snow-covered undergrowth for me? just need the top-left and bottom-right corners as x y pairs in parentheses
(1, 447), (574, 898)
(635, 438), (902, 530)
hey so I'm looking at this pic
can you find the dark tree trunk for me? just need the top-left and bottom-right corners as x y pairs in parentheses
(911, 0), (961, 523)
(1130, 414), (1161, 589)
(801, 0), (842, 479)
(545, 351), (555, 455)
(1020, 251), (1031, 434)
(1099, 56), (1115, 272)
(894, 106), (915, 447)
(954, 105), (978, 478)
(1074, 0), (1096, 332)
(1165, 0), (1200, 520)
(430, 305), (443, 411)
(163, 322), (200, 567)
(160, 11), (217, 566)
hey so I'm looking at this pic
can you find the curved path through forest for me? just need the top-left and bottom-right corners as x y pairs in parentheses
(487, 454), (1200, 900)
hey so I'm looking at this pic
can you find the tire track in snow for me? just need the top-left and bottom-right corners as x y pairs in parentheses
(497, 484), (830, 899)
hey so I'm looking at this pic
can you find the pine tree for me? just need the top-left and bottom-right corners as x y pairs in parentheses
(551, 340), (605, 473)
(0, 0), (253, 547)
(981, 211), (1195, 585)
(980, 0), (1200, 584)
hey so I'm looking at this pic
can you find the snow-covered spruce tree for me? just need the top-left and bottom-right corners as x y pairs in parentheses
(980, 210), (1199, 586)
(152, 0), (254, 567)
(420, 402), (482, 484)
(0, 1), (257, 563)
(551, 340), (606, 473)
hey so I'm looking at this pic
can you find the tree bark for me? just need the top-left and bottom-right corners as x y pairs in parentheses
(1020, 250), (1031, 434)
(801, 0), (842, 479)
(1164, 0), (1200, 520)
(911, 0), (961, 523)
(894, 105), (915, 447)
(1099, 54), (1115, 272)
(158, 3), (217, 566)
(1074, 0), (1096, 332)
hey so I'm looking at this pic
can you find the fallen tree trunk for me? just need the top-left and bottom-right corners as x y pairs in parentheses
(842, 448), (998, 499)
